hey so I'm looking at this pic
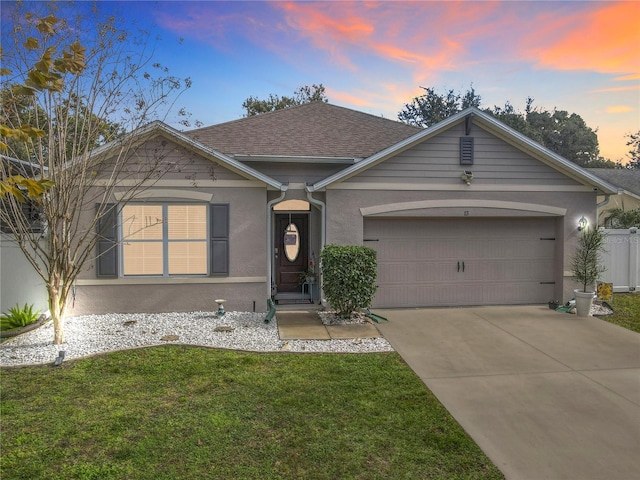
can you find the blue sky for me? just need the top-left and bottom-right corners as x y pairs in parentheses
(3, 1), (639, 162)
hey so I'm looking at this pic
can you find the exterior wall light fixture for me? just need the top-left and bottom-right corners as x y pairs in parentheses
(577, 216), (588, 231)
(461, 170), (474, 185)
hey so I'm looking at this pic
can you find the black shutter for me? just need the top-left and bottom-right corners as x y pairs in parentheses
(460, 137), (474, 165)
(210, 204), (229, 275)
(96, 204), (119, 278)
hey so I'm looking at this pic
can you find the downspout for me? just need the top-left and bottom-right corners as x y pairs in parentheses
(266, 187), (288, 300)
(596, 193), (612, 226)
(306, 188), (326, 303)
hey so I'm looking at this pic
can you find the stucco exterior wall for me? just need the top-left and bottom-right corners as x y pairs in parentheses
(72, 161), (270, 315)
(69, 282), (265, 316)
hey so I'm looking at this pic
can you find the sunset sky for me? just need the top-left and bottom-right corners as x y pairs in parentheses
(3, 1), (640, 162)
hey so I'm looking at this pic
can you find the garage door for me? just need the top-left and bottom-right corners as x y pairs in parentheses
(364, 217), (557, 308)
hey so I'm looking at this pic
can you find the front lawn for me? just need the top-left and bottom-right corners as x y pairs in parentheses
(1, 346), (503, 480)
(599, 292), (640, 333)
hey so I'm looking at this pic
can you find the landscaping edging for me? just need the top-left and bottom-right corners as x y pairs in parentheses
(0, 314), (49, 339)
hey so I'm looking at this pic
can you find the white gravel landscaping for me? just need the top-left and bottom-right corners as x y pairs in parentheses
(0, 311), (393, 367)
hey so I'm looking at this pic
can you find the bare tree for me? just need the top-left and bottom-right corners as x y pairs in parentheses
(1, 6), (190, 344)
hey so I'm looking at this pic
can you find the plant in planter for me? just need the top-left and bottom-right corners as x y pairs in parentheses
(571, 227), (607, 317)
(297, 267), (317, 285)
(297, 258), (317, 285)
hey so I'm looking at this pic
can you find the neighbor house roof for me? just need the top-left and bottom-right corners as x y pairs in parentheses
(587, 168), (640, 197)
(309, 107), (620, 195)
(184, 102), (423, 159)
(1, 155), (47, 176)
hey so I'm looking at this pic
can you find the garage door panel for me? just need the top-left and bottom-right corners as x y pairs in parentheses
(383, 240), (417, 260)
(380, 285), (419, 306)
(464, 259), (554, 282)
(416, 239), (462, 259)
(365, 217), (558, 308)
(378, 262), (418, 283)
(415, 261), (459, 282)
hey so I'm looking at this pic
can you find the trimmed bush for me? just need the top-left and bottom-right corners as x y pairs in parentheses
(321, 244), (377, 318)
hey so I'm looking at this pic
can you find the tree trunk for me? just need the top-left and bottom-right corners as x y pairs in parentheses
(48, 285), (65, 345)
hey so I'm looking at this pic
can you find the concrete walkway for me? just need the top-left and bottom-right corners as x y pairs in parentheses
(375, 305), (640, 480)
(276, 311), (381, 340)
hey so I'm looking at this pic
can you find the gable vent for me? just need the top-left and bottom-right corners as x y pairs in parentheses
(460, 137), (474, 165)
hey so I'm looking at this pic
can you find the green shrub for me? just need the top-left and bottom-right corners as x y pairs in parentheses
(0, 304), (40, 331)
(321, 244), (377, 318)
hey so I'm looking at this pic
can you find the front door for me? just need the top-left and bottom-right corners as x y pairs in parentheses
(276, 214), (308, 293)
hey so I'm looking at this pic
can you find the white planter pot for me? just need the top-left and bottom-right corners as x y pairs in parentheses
(574, 289), (595, 317)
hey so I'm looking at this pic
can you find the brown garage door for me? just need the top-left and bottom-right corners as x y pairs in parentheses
(364, 217), (558, 308)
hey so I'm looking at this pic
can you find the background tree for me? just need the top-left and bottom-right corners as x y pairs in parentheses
(397, 85), (481, 127)
(624, 131), (640, 169)
(603, 208), (640, 228)
(242, 83), (327, 116)
(398, 86), (608, 167)
(1, 6), (190, 344)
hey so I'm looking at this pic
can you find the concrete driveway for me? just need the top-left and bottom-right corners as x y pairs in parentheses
(375, 306), (640, 480)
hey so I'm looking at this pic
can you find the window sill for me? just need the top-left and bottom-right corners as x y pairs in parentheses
(77, 276), (266, 286)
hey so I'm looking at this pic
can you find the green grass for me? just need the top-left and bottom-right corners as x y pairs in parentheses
(600, 292), (640, 333)
(1, 346), (503, 480)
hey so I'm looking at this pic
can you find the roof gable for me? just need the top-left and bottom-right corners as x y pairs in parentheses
(309, 108), (619, 194)
(184, 102), (422, 159)
(89, 121), (285, 190)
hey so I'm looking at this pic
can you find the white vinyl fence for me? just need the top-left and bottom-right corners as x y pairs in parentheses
(601, 228), (639, 292)
(0, 234), (49, 314)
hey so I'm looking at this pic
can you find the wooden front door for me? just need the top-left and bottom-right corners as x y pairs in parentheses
(276, 214), (309, 293)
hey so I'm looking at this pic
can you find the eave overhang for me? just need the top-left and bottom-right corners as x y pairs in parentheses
(233, 154), (357, 165)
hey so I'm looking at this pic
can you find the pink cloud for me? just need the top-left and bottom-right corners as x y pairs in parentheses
(272, 1), (508, 84)
(605, 106), (635, 114)
(525, 1), (640, 75)
(328, 89), (375, 108)
(591, 85), (640, 94)
(155, 1), (638, 110)
(154, 5), (259, 51)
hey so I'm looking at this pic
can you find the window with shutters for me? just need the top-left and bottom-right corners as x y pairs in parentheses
(121, 204), (209, 276)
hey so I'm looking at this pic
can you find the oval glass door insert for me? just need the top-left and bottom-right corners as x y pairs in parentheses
(283, 223), (300, 262)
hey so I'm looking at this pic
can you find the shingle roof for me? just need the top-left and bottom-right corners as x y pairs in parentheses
(184, 102), (423, 159)
(587, 168), (640, 196)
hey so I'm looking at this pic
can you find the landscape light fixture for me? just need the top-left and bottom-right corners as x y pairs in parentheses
(577, 216), (588, 231)
(215, 298), (226, 317)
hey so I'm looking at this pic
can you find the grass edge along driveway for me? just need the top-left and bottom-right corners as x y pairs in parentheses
(1, 347), (504, 480)
(599, 293), (640, 333)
